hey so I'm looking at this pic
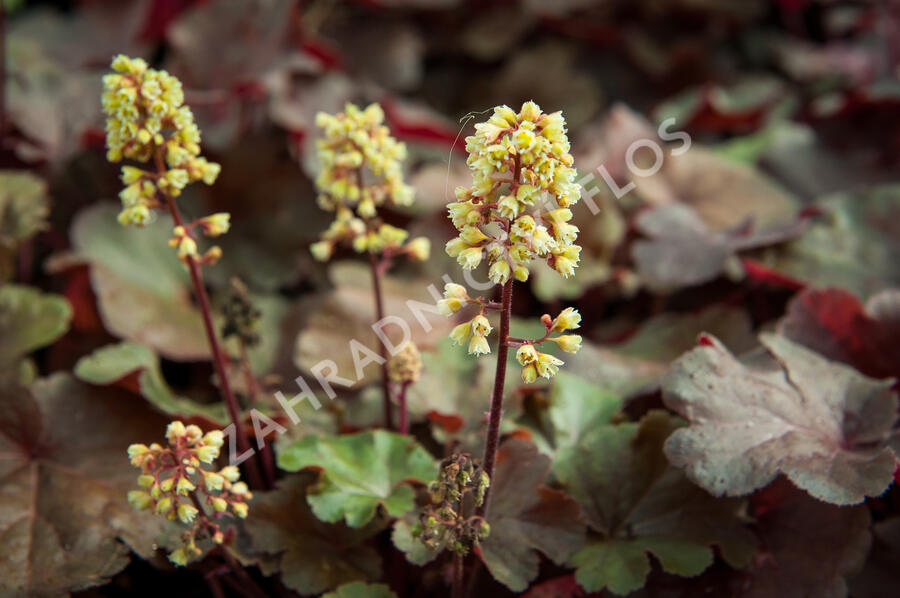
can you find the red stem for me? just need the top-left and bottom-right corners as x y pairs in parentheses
(238, 339), (261, 404)
(476, 278), (513, 518)
(238, 339), (276, 488)
(397, 381), (410, 435)
(369, 251), (393, 430)
(452, 553), (465, 598)
(154, 153), (264, 490)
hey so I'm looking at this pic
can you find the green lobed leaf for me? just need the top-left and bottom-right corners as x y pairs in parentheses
(0, 284), (72, 370)
(554, 411), (756, 595)
(74, 342), (229, 425)
(277, 430), (438, 528)
(519, 371), (622, 457)
(663, 332), (898, 505)
(0, 171), (49, 247)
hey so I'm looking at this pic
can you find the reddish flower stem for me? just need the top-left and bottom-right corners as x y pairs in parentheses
(397, 380), (411, 435)
(238, 339), (276, 487)
(452, 553), (465, 598)
(369, 250), (393, 430)
(476, 277), (513, 517)
(153, 152), (264, 490)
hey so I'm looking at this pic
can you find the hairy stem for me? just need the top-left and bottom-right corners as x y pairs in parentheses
(476, 278), (513, 517)
(154, 153), (264, 490)
(369, 251), (393, 430)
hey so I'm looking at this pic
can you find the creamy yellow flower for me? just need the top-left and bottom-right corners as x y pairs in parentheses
(445, 101), (581, 284)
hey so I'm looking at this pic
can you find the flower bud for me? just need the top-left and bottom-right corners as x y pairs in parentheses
(388, 342), (423, 384)
(128, 490), (152, 510)
(310, 240), (334, 261)
(194, 444), (220, 464)
(184, 425), (203, 443)
(219, 466), (240, 482)
(553, 334), (582, 354)
(551, 307), (581, 333)
(176, 476), (196, 496)
(203, 430), (225, 448)
(438, 297), (464, 317)
(177, 503), (199, 524)
(405, 237), (431, 261)
(449, 322), (471, 345)
(127, 443), (150, 466)
(521, 363), (538, 384)
(166, 421), (187, 445)
(231, 502), (249, 518)
(444, 283), (468, 300)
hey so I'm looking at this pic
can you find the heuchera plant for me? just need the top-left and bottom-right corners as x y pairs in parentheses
(101, 55), (267, 489)
(127, 421), (252, 566)
(309, 103), (430, 430)
(437, 101), (584, 513)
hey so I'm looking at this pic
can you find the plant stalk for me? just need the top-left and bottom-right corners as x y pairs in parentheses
(154, 152), (263, 489)
(397, 380), (411, 435)
(452, 553), (465, 598)
(369, 250), (393, 430)
(476, 278), (513, 517)
(238, 339), (276, 488)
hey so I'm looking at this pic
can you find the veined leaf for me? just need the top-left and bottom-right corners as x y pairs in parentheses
(554, 411), (756, 595)
(277, 430), (437, 527)
(0, 374), (171, 597)
(663, 333), (898, 505)
(0, 284), (71, 370)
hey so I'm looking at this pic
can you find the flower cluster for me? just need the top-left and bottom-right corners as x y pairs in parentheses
(101, 54), (226, 263)
(388, 341), (423, 385)
(221, 277), (262, 347)
(413, 453), (490, 556)
(445, 101), (582, 283)
(514, 308), (583, 383)
(127, 421), (252, 566)
(309, 103), (429, 263)
(438, 283), (582, 382)
(439, 283), (494, 356)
